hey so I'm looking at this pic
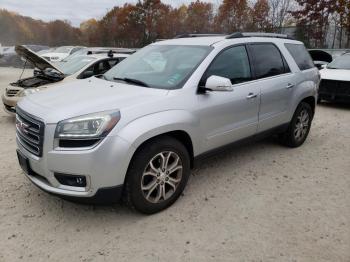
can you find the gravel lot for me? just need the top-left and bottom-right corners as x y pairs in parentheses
(0, 67), (349, 262)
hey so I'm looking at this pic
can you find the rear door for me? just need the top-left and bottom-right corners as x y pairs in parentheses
(247, 43), (295, 132)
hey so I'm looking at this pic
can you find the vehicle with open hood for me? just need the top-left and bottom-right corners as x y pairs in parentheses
(319, 53), (350, 103)
(2, 45), (130, 114)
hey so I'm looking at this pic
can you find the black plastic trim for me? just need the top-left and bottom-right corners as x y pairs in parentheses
(193, 123), (289, 167)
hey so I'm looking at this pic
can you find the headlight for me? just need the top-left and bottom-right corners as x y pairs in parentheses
(22, 88), (42, 96)
(55, 110), (120, 139)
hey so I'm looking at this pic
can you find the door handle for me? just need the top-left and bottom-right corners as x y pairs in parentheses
(286, 83), (295, 89)
(246, 93), (258, 99)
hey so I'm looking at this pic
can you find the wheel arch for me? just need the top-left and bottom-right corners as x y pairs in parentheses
(299, 96), (316, 118)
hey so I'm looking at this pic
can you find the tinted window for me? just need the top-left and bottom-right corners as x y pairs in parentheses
(250, 44), (286, 79)
(285, 43), (314, 70)
(108, 59), (119, 67)
(204, 45), (252, 85)
(94, 60), (112, 74)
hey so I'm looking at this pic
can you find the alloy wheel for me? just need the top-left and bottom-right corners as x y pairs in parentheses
(294, 109), (310, 141)
(141, 151), (183, 203)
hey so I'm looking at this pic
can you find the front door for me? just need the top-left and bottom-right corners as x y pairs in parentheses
(197, 45), (260, 153)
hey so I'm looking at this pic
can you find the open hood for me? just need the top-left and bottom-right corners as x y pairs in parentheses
(15, 45), (64, 75)
(309, 50), (333, 63)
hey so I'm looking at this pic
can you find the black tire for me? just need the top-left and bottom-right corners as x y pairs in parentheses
(279, 102), (313, 148)
(124, 136), (190, 214)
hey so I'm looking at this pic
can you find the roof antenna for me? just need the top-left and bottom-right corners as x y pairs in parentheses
(108, 50), (113, 58)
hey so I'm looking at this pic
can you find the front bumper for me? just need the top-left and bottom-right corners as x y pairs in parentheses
(21, 159), (123, 204)
(16, 127), (135, 203)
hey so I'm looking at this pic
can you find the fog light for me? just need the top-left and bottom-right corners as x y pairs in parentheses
(54, 173), (87, 187)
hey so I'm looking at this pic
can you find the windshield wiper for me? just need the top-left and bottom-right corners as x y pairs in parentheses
(113, 77), (149, 87)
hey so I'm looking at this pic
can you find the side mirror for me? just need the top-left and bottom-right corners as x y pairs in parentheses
(321, 64), (327, 69)
(80, 70), (94, 79)
(205, 75), (233, 92)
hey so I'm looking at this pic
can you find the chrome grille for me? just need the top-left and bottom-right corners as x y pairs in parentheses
(6, 89), (20, 97)
(16, 108), (45, 157)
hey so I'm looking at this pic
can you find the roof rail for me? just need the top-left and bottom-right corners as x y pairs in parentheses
(226, 32), (294, 40)
(174, 34), (226, 39)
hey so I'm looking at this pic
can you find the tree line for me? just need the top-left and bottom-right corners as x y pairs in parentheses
(0, 0), (349, 49)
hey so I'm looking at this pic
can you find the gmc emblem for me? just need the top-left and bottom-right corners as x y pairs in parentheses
(16, 117), (29, 134)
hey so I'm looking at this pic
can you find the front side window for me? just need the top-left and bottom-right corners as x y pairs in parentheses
(203, 45), (252, 85)
(104, 45), (212, 89)
(285, 43), (314, 70)
(250, 44), (287, 79)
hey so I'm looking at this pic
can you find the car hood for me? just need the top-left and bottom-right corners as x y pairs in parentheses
(309, 50), (333, 63)
(18, 77), (169, 123)
(15, 45), (64, 75)
(320, 68), (350, 81)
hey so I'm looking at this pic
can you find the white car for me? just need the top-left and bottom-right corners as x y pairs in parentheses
(41, 46), (85, 62)
(319, 53), (350, 103)
(2, 45), (130, 114)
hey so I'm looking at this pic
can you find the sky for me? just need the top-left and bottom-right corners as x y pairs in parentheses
(0, 0), (221, 27)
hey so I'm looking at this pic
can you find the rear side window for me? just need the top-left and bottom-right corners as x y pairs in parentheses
(285, 43), (315, 70)
(203, 45), (252, 85)
(249, 44), (287, 79)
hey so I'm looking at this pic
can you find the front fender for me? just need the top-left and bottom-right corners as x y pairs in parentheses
(117, 110), (200, 155)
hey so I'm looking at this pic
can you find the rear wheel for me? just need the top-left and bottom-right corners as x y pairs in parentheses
(280, 102), (313, 148)
(124, 136), (190, 214)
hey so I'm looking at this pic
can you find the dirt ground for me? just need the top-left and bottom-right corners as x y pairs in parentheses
(0, 67), (349, 262)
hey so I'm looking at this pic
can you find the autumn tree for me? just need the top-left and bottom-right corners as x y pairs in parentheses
(47, 20), (82, 46)
(164, 5), (188, 37)
(185, 1), (214, 33)
(80, 19), (99, 46)
(292, 0), (333, 48)
(249, 0), (271, 31)
(136, 0), (171, 45)
(215, 0), (249, 33)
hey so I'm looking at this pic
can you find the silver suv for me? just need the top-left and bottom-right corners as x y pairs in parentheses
(16, 33), (319, 213)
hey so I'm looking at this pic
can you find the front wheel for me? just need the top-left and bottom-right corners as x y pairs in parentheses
(279, 102), (313, 148)
(124, 136), (190, 214)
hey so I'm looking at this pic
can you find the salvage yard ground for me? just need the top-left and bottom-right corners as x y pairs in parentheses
(0, 67), (349, 262)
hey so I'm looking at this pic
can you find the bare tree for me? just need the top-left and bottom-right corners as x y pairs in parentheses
(269, 0), (294, 32)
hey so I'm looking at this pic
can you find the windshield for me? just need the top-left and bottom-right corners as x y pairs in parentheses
(54, 46), (73, 54)
(327, 54), (350, 69)
(62, 49), (87, 62)
(104, 45), (212, 89)
(56, 56), (96, 75)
